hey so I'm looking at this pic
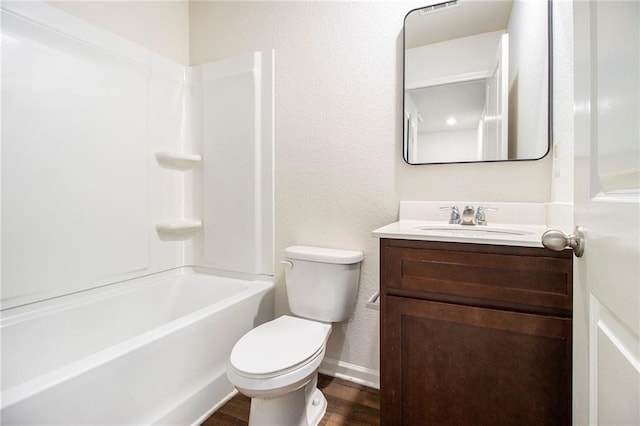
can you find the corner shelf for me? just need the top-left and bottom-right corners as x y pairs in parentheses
(155, 151), (202, 170)
(155, 219), (202, 235)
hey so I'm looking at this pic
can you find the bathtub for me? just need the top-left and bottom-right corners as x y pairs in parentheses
(0, 267), (274, 425)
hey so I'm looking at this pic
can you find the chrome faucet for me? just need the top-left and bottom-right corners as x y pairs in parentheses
(441, 205), (498, 226)
(439, 206), (461, 224)
(461, 205), (476, 225)
(476, 206), (498, 225)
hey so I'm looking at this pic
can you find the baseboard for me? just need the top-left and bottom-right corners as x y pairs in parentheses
(319, 357), (380, 390)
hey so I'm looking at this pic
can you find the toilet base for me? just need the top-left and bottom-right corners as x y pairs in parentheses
(248, 375), (327, 426)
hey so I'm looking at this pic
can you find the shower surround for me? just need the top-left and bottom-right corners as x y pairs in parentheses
(0, 2), (274, 424)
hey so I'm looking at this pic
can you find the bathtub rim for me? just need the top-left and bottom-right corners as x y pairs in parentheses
(1, 265), (272, 321)
(0, 266), (274, 410)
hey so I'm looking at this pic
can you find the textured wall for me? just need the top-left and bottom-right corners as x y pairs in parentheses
(190, 1), (554, 378)
(551, 0), (575, 205)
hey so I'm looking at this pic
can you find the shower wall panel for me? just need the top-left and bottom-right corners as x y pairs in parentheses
(1, 2), (274, 310)
(198, 52), (274, 276)
(1, 4), (185, 309)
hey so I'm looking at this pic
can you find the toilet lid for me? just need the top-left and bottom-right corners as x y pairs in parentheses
(230, 316), (330, 377)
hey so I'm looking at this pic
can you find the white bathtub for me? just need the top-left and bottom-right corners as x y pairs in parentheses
(0, 267), (274, 425)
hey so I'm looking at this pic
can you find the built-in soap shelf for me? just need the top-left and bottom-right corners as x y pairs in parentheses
(154, 152), (202, 239)
(155, 151), (202, 170)
(155, 220), (202, 235)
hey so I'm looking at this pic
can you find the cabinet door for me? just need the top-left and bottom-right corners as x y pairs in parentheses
(381, 296), (571, 426)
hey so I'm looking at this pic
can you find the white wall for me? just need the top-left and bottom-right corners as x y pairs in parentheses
(405, 30), (503, 88)
(47, 1), (190, 65)
(190, 0), (553, 382)
(546, 0), (575, 234)
(551, 0), (575, 206)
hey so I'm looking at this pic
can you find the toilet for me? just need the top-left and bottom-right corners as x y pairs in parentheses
(227, 245), (364, 426)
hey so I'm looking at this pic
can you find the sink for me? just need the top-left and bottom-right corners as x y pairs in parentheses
(372, 220), (544, 247)
(413, 224), (536, 236)
(371, 201), (548, 247)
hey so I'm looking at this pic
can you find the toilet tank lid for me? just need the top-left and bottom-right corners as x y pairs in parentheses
(285, 246), (363, 264)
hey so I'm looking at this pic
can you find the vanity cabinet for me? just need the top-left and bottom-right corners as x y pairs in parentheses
(380, 238), (573, 426)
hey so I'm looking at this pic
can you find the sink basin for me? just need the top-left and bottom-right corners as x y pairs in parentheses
(413, 224), (536, 236)
(372, 220), (544, 247)
(371, 201), (548, 247)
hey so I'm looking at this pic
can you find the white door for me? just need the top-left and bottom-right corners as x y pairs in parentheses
(573, 1), (640, 425)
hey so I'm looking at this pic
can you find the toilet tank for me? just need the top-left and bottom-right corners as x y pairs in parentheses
(284, 246), (363, 322)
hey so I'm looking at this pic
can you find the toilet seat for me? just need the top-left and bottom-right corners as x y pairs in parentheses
(230, 315), (331, 378)
(227, 315), (331, 397)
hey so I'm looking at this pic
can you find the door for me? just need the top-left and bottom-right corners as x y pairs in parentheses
(573, 2), (640, 424)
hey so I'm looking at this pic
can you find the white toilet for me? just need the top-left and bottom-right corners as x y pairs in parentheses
(227, 245), (364, 426)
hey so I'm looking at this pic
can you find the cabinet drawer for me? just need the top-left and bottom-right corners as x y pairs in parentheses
(381, 238), (573, 314)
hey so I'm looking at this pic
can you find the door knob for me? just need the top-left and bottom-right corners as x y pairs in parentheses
(541, 226), (585, 257)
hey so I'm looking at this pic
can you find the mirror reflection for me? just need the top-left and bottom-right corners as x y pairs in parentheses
(404, 0), (550, 164)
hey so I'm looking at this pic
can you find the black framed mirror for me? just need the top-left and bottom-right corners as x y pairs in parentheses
(403, 0), (552, 165)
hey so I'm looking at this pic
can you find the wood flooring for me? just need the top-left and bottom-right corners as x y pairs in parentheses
(201, 374), (380, 426)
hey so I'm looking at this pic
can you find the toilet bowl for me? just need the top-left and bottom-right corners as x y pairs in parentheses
(226, 246), (363, 426)
(227, 316), (331, 425)
(228, 316), (331, 398)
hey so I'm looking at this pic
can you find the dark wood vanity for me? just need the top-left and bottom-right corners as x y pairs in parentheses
(380, 238), (573, 425)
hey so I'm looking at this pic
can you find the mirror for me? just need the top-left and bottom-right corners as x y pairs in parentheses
(403, 0), (551, 164)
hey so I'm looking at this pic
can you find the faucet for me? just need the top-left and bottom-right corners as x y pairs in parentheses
(439, 206), (461, 224)
(476, 206), (498, 225)
(441, 205), (498, 226)
(461, 205), (476, 225)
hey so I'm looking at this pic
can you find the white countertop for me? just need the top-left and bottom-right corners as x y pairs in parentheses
(371, 201), (558, 248)
(372, 220), (546, 248)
